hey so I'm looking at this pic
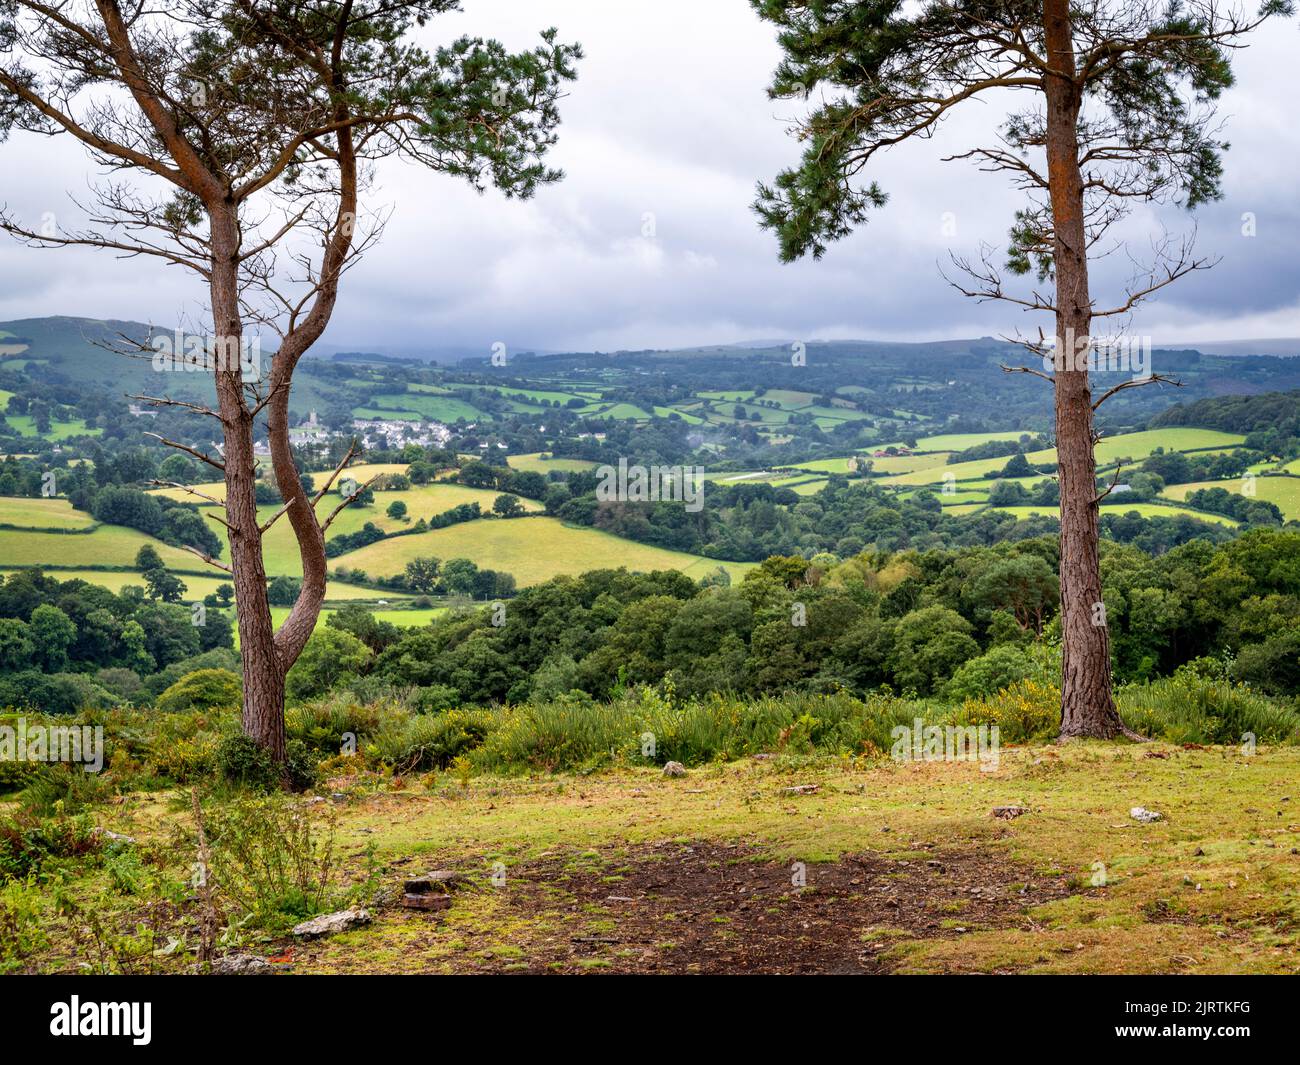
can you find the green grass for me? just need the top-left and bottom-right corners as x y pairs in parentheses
(2, 415), (100, 439)
(862, 451), (955, 475)
(212, 484), (543, 577)
(786, 456), (869, 474)
(989, 503), (1239, 526)
(149, 463), (410, 504)
(0, 523), (197, 570)
(0, 496), (96, 530)
(266, 604), (444, 634)
(884, 428), (1246, 488)
(1161, 475), (1300, 521)
(363, 392), (488, 422)
(333, 516), (754, 586)
(506, 453), (599, 474)
(903, 431), (1029, 452)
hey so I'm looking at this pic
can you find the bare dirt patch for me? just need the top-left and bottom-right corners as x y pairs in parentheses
(396, 840), (1078, 974)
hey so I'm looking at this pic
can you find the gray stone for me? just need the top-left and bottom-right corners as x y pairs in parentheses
(662, 761), (687, 778)
(93, 828), (137, 844)
(1130, 806), (1164, 823)
(991, 805), (1030, 820)
(211, 953), (274, 975)
(292, 907), (371, 938)
(405, 870), (472, 895)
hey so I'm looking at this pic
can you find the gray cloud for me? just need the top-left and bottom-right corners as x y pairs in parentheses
(1, 0), (1296, 353)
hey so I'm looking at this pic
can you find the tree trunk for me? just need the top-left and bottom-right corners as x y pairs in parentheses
(1042, 0), (1129, 740)
(209, 205), (287, 761)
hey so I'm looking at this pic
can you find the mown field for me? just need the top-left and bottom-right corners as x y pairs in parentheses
(148, 463), (411, 504)
(988, 503), (1240, 527)
(0, 522), (198, 570)
(337, 516), (753, 586)
(506, 452), (599, 474)
(879, 428), (1246, 488)
(0, 496), (96, 530)
(1162, 476), (1300, 522)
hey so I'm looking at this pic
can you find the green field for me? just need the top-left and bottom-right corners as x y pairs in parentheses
(787, 456), (870, 474)
(0, 523), (199, 570)
(900, 431), (1029, 452)
(211, 483), (543, 577)
(362, 391), (489, 422)
(883, 428), (1246, 488)
(507, 452), (599, 474)
(2, 415), (100, 439)
(990, 503), (1239, 527)
(0, 496), (97, 530)
(149, 463), (411, 504)
(583, 402), (653, 421)
(266, 604), (445, 634)
(1161, 475), (1300, 521)
(862, 451), (955, 474)
(334, 516), (754, 587)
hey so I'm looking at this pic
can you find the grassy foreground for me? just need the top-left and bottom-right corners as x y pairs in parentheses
(10, 740), (1299, 975)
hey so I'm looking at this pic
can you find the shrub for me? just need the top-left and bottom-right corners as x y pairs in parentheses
(367, 708), (495, 772)
(0, 812), (101, 881)
(944, 645), (1036, 700)
(156, 669), (242, 713)
(0, 880), (47, 972)
(215, 735), (317, 791)
(16, 765), (114, 816)
(1118, 673), (1300, 745)
(956, 679), (1061, 744)
(202, 793), (338, 930)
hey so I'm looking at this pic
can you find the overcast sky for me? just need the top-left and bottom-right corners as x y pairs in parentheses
(1, 0), (1296, 355)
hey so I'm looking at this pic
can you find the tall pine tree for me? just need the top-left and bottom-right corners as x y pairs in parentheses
(751, 0), (1288, 738)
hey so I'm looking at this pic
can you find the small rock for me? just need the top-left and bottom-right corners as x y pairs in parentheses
(211, 953), (274, 975)
(400, 893), (450, 912)
(663, 761), (687, 778)
(93, 828), (136, 845)
(782, 784), (819, 795)
(1130, 806), (1164, 823)
(751, 753), (775, 762)
(292, 907), (371, 938)
(405, 870), (471, 895)
(991, 805), (1029, 820)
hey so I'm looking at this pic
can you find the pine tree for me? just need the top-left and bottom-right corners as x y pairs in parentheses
(751, 0), (1289, 738)
(1, 2), (580, 763)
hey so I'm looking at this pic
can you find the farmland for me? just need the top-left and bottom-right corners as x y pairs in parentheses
(336, 515), (753, 587)
(0, 496), (96, 529)
(1161, 475), (1300, 521)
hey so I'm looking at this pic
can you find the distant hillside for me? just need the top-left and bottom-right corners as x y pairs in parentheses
(1150, 389), (1300, 435)
(0, 316), (161, 387)
(0, 316), (342, 416)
